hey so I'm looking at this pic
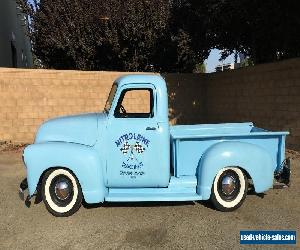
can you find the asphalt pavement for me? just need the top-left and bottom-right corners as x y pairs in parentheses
(0, 151), (299, 249)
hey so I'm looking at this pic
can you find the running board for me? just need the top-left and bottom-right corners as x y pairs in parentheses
(105, 192), (202, 202)
(106, 176), (201, 202)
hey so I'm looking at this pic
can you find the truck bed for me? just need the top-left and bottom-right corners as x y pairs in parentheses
(170, 122), (289, 177)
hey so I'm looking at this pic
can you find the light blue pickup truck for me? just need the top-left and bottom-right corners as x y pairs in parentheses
(20, 75), (290, 217)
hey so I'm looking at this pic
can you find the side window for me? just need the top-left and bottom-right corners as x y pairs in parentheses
(114, 88), (154, 118)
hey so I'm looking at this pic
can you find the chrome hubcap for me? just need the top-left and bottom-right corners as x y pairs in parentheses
(221, 175), (236, 195)
(54, 181), (70, 200)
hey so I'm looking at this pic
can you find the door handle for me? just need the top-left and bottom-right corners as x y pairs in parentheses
(146, 127), (156, 131)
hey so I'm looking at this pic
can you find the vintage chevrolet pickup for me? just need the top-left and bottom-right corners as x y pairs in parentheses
(20, 74), (291, 217)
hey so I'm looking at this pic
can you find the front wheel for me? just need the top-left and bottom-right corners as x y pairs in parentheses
(210, 167), (248, 212)
(42, 168), (83, 217)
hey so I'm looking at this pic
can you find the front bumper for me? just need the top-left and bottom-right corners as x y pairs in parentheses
(274, 158), (291, 188)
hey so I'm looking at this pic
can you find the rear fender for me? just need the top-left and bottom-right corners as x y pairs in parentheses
(23, 142), (107, 204)
(197, 141), (274, 200)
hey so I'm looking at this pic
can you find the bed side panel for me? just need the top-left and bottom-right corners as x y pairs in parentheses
(173, 134), (284, 177)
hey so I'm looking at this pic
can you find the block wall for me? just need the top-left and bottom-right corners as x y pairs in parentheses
(0, 58), (299, 150)
(204, 59), (300, 150)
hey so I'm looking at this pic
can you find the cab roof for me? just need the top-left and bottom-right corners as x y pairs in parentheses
(114, 74), (166, 89)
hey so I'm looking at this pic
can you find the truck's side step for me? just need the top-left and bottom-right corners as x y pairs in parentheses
(106, 193), (202, 202)
(106, 176), (201, 202)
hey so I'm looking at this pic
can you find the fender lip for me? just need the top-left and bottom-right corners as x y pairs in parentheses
(22, 152), (27, 169)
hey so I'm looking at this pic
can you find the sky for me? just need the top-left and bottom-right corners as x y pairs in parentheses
(205, 49), (235, 73)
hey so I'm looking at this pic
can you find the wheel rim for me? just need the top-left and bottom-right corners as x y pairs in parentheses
(55, 180), (70, 200)
(217, 170), (241, 201)
(49, 174), (74, 207)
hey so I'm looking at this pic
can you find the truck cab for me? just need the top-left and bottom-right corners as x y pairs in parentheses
(102, 75), (170, 187)
(21, 74), (290, 217)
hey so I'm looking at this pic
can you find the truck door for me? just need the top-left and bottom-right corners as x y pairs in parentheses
(106, 83), (169, 187)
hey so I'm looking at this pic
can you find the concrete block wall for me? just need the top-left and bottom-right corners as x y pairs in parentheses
(204, 58), (300, 150)
(0, 69), (127, 142)
(0, 58), (299, 150)
(0, 68), (205, 143)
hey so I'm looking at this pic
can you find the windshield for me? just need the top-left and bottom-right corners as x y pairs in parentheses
(104, 83), (118, 113)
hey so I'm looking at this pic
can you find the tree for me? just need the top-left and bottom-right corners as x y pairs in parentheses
(98, 0), (172, 71)
(18, 0), (212, 72)
(209, 0), (300, 64)
(194, 63), (206, 73)
(163, 0), (212, 72)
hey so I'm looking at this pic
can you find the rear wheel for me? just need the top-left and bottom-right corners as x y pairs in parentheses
(210, 167), (248, 212)
(42, 168), (82, 217)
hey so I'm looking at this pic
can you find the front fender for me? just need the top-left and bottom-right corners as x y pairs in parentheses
(197, 141), (274, 200)
(23, 142), (107, 203)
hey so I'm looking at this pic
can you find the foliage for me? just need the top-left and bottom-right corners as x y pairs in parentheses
(210, 0), (300, 64)
(240, 58), (254, 68)
(158, 0), (212, 72)
(194, 63), (206, 73)
(18, 0), (211, 72)
(18, 0), (105, 70)
(19, 0), (300, 71)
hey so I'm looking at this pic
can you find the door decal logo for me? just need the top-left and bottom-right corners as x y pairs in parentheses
(120, 141), (145, 161)
(115, 133), (150, 178)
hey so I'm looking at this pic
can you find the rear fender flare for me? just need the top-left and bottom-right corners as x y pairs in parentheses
(196, 141), (274, 200)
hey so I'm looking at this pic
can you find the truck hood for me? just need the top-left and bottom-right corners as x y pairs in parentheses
(35, 113), (106, 146)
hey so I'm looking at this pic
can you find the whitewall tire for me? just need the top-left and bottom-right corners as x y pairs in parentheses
(210, 167), (248, 212)
(42, 168), (83, 217)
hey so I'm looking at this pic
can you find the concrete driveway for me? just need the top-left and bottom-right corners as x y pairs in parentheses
(0, 151), (299, 249)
